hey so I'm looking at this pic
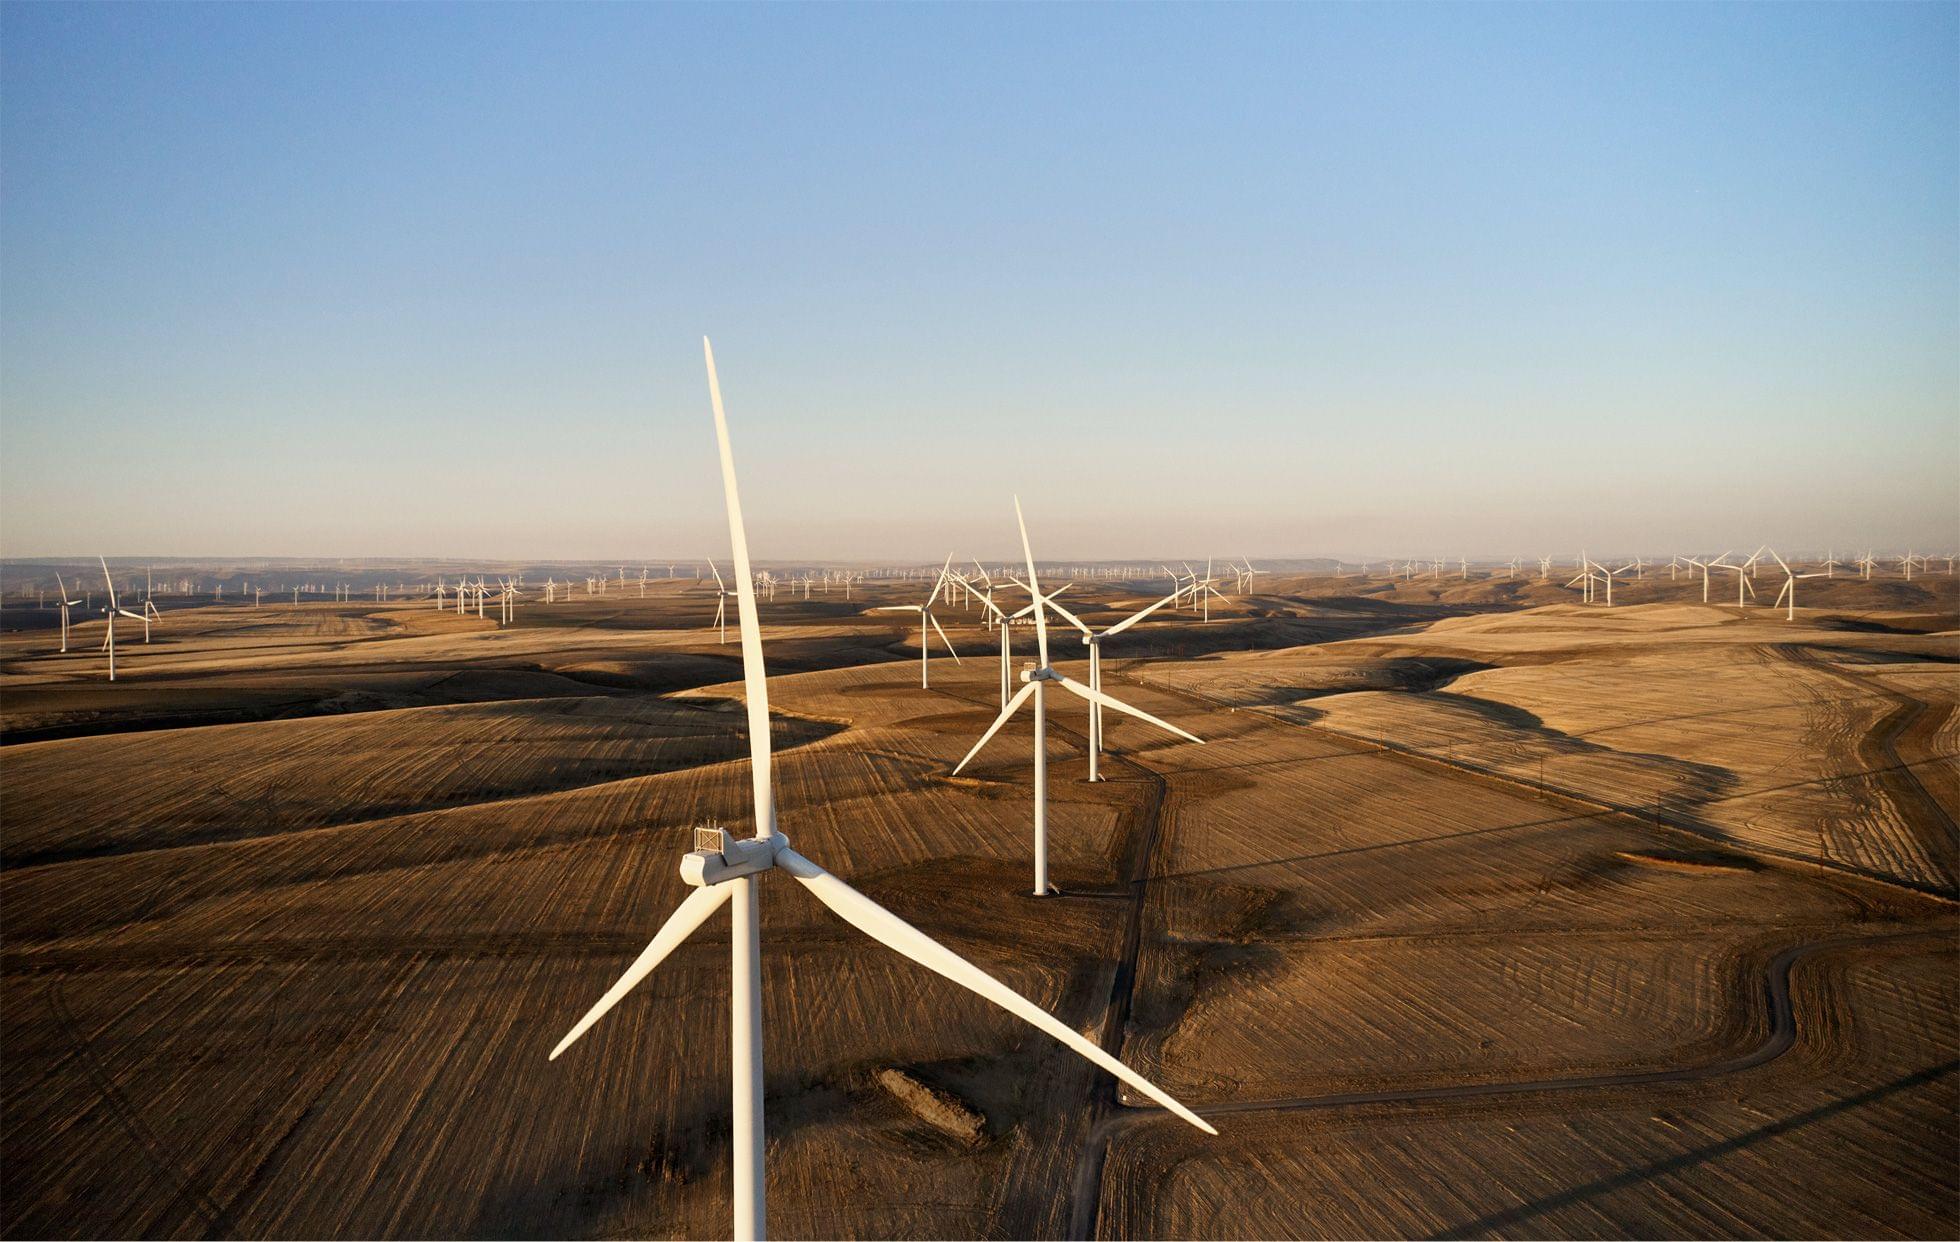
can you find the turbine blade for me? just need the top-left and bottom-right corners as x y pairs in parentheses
(705, 338), (775, 835)
(928, 612), (961, 663)
(549, 883), (732, 1059)
(952, 681), (1036, 774)
(1044, 595), (1094, 636)
(926, 553), (954, 609)
(775, 846), (1216, 1135)
(1053, 675), (1202, 744)
(709, 559), (726, 591)
(1013, 496), (1047, 666)
(1103, 589), (1182, 637)
(99, 556), (117, 608)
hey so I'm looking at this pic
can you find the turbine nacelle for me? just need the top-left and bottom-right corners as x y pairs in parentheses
(681, 827), (787, 887)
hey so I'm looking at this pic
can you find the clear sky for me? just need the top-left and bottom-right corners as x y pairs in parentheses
(2, 2), (1954, 561)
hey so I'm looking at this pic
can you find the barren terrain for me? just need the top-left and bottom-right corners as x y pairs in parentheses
(2, 570), (1953, 1239)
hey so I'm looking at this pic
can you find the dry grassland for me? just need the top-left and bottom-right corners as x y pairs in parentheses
(2, 575), (1952, 1238)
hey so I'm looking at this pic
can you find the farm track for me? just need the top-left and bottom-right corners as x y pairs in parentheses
(915, 677), (1164, 1238)
(1065, 927), (1950, 1239)
(42, 978), (231, 1234)
(1776, 645), (1957, 892)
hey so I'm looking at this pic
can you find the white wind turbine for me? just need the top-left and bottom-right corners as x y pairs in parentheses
(95, 558), (149, 682)
(548, 341), (1213, 1242)
(1565, 558), (1599, 604)
(53, 572), (82, 653)
(1191, 559), (1231, 622)
(952, 500), (1202, 894)
(1766, 548), (1828, 621)
(1601, 559), (1640, 607)
(1684, 551), (1732, 603)
(1709, 558), (1755, 610)
(1163, 563), (1195, 607)
(868, 554), (962, 688)
(707, 560), (739, 643)
(1044, 586), (1187, 781)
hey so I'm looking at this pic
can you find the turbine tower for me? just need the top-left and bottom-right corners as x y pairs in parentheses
(547, 339), (1214, 1242)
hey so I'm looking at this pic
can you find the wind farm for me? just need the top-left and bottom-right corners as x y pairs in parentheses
(3, 3), (1956, 1241)
(3, 425), (1954, 1240)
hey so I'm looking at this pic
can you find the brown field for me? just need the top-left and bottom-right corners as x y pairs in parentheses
(2, 570), (1955, 1239)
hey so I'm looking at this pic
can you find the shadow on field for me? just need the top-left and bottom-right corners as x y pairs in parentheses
(1428, 1060), (1960, 1240)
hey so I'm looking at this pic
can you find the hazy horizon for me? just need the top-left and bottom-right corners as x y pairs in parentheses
(4, 4), (1955, 560)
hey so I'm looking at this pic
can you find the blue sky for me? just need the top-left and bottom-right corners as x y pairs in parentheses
(3, 2), (1954, 560)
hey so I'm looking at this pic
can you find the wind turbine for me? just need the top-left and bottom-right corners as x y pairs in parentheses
(952, 500), (1202, 894)
(1709, 559), (1755, 610)
(1566, 558), (1599, 604)
(95, 558), (148, 681)
(548, 340), (1213, 1242)
(868, 554), (961, 688)
(1766, 548), (1828, 621)
(1163, 563), (1194, 607)
(707, 560), (738, 643)
(1191, 560), (1231, 622)
(1045, 587), (1187, 781)
(53, 572), (82, 652)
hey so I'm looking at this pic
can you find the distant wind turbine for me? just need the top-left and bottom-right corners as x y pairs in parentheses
(53, 572), (82, 653)
(96, 558), (149, 682)
(1045, 586), (1187, 781)
(952, 500), (1202, 894)
(868, 553), (962, 688)
(707, 560), (739, 643)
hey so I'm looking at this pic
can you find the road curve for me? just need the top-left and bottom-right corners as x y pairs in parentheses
(1066, 927), (1942, 1240)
